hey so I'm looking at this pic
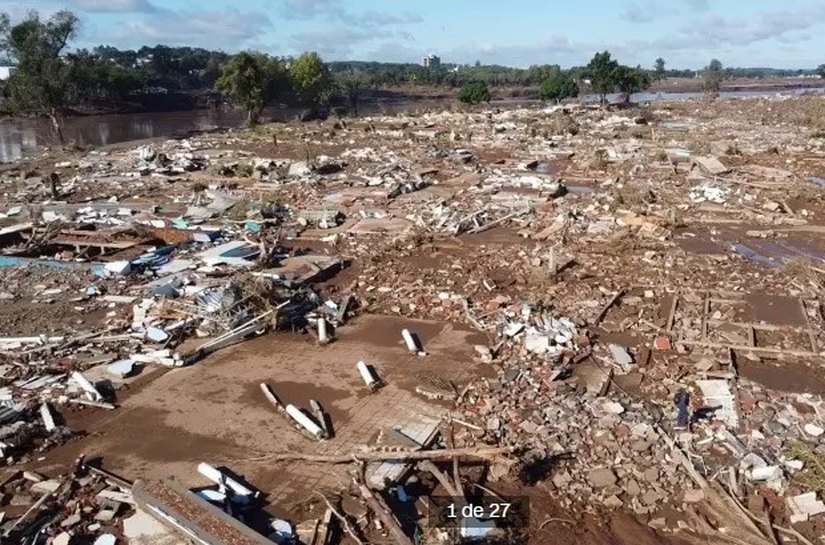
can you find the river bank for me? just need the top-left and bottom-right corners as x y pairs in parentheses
(3, 80), (825, 164)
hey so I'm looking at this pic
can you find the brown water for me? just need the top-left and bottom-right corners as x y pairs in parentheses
(0, 100), (454, 163)
(3, 87), (824, 163)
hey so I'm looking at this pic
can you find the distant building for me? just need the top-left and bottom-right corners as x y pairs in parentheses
(0, 66), (15, 81)
(422, 54), (441, 68)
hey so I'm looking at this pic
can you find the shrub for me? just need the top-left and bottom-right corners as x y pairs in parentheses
(458, 81), (491, 104)
(538, 73), (579, 102)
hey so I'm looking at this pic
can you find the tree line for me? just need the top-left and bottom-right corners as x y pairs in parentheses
(457, 53), (733, 105)
(0, 10), (821, 138)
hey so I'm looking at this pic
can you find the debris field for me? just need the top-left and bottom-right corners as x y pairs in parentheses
(1, 95), (825, 545)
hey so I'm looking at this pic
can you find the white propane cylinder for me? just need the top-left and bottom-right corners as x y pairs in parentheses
(357, 360), (378, 388)
(401, 328), (418, 353)
(286, 404), (326, 439)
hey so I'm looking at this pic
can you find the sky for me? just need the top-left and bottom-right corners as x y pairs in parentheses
(5, 0), (825, 69)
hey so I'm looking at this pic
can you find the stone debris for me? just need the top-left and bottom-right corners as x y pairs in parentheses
(1, 95), (825, 543)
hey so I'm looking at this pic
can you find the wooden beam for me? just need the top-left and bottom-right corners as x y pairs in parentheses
(251, 446), (519, 464)
(800, 299), (819, 353)
(593, 289), (625, 326)
(666, 292), (679, 331)
(677, 339), (820, 357)
(701, 294), (711, 340)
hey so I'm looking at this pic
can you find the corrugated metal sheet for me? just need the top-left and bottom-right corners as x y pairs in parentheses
(0, 405), (20, 425)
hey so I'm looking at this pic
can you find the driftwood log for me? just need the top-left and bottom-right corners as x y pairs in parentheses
(418, 460), (461, 498)
(257, 445), (518, 464)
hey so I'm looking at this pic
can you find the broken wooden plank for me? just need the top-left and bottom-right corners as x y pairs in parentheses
(593, 288), (625, 326)
(666, 292), (679, 331)
(255, 445), (519, 464)
(677, 340), (820, 357)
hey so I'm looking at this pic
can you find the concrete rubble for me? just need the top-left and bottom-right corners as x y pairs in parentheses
(1, 95), (825, 543)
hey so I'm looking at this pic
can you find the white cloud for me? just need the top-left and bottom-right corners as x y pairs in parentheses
(69, 0), (157, 13)
(622, 1), (669, 23)
(289, 27), (413, 58)
(111, 8), (271, 49)
(280, 0), (340, 20)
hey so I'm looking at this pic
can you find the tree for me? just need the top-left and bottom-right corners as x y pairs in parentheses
(215, 52), (288, 126)
(527, 64), (561, 85)
(0, 10), (81, 143)
(817, 64), (825, 79)
(334, 68), (368, 115)
(290, 51), (333, 108)
(538, 72), (579, 102)
(585, 51), (619, 105)
(614, 65), (651, 103)
(704, 58), (724, 93)
(458, 81), (490, 104)
(654, 57), (666, 80)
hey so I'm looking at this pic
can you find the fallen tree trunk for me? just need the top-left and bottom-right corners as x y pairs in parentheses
(419, 460), (461, 498)
(357, 483), (413, 545)
(256, 445), (519, 464)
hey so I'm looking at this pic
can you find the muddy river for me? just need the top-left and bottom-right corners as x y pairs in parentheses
(1, 87), (823, 163)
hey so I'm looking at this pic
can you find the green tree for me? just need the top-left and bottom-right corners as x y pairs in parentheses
(586, 51), (619, 105)
(654, 57), (666, 81)
(290, 51), (333, 108)
(215, 52), (287, 126)
(538, 72), (579, 102)
(703, 58), (724, 93)
(817, 64), (825, 79)
(334, 68), (368, 115)
(614, 65), (651, 103)
(458, 81), (490, 104)
(0, 10), (81, 143)
(527, 64), (561, 85)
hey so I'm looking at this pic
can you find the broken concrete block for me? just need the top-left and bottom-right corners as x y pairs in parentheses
(288, 161), (311, 176)
(104, 260), (132, 275)
(146, 327), (169, 343)
(32, 479), (61, 494)
(692, 155), (729, 176)
(787, 492), (825, 523)
(123, 508), (173, 539)
(682, 489), (705, 503)
(608, 344), (633, 366)
(107, 359), (136, 378)
(804, 423), (824, 437)
(604, 495), (623, 508)
(601, 401), (625, 415)
(61, 513), (82, 528)
(588, 468), (617, 488)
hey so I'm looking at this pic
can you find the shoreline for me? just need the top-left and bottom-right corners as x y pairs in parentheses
(1, 76), (823, 123)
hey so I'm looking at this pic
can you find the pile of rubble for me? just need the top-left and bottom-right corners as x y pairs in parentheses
(0, 94), (825, 543)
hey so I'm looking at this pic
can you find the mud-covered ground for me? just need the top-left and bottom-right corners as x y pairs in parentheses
(3, 95), (825, 545)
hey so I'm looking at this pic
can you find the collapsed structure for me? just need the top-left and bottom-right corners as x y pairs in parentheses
(0, 95), (824, 544)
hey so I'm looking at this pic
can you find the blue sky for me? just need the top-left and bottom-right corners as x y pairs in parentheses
(6, 0), (825, 68)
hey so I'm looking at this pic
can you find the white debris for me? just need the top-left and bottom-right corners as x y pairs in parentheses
(787, 492), (825, 523)
(689, 183), (729, 204)
(804, 423), (824, 437)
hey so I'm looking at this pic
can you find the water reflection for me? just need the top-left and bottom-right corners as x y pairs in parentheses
(98, 122), (111, 146)
(1, 86), (824, 163)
